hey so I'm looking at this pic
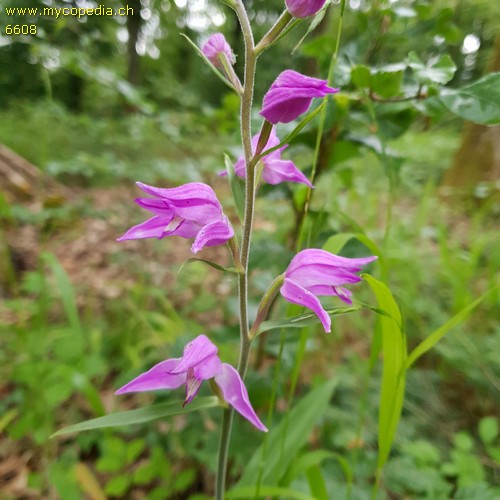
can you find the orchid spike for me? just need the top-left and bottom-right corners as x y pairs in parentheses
(280, 249), (377, 333)
(116, 335), (268, 432)
(117, 182), (234, 254)
(260, 70), (338, 124)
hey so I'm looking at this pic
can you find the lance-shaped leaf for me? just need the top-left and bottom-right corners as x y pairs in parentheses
(363, 274), (406, 472)
(51, 397), (221, 437)
(256, 305), (362, 336)
(406, 285), (499, 370)
(178, 257), (242, 275)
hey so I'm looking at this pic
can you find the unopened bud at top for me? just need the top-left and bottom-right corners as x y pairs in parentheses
(285, 0), (327, 18)
(201, 33), (236, 69)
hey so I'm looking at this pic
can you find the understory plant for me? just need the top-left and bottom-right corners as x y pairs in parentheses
(52, 1), (500, 498)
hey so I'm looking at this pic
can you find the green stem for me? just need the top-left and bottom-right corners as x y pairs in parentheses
(255, 10), (293, 56)
(216, 1), (257, 498)
(296, 0), (346, 251)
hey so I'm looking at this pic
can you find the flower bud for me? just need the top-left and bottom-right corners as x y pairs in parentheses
(201, 33), (236, 69)
(285, 0), (327, 18)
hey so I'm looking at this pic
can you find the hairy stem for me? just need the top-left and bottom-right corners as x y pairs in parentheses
(216, 1), (257, 498)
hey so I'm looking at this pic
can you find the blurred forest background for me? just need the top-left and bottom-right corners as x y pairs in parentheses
(0, 0), (499, 498)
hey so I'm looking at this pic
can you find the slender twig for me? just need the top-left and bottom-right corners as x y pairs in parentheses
(215, 1), (257, 498)
(368, 87), (424, 103)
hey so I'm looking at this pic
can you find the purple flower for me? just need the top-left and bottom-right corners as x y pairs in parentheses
(260, 70), (338, 124)
(117, 182), (234, 254)
(223, 128), (312, 187)
(201, 33), (236, 69)
(280, 249), (377, 333)
(116, 335), (268, 432)
(285, 0), (327, 18)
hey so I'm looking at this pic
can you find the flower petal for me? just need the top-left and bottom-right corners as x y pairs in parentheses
(115, 358), (185, 394)
(260, 70), (338, 124)
(333, 286), (353, 305)
(286, 0), (327, 18)
(262, 159), (313, 187)
(117, 215), (173, 242)
(233, 155), (246, 179)
(201, 33), (236, 68)
(164, 218), (201, 239)
(135, 197), (172, 215)
(191, 217), (234, 254)
(136, 182), (223, 225)
(261, 97), (313, 124)
(287, 249), (378, 275)
(215, 364), (268, 432)
(280, 278), (331, 333)
(170, 334), (219, 375)
(287, 264), (363, 288)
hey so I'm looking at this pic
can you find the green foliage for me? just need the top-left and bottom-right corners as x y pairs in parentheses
(438, 72), (500, 125)
(236, 378), (338, 488)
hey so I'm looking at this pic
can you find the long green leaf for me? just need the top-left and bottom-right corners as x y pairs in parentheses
(256, 306), (362, 336)
(51, 397), (220, 437)
(306, 465), (329, 500)
(363, 274), (406, 471)
(236, 378), (337, 487)
(406, 286), (499, 370)
(226, 486), (316, 500)
(178, 257), (241, 275)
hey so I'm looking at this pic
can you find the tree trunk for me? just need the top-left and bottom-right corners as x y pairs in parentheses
(126, 0), (142, 85)
(441, 34), (500, 192)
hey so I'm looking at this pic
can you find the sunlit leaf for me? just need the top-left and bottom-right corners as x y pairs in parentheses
(438, 72), (500, 125)
(407, 52), (457, 85)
